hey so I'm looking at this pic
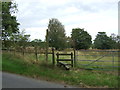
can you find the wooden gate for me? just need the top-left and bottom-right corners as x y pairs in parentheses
(56, 52), (74, 70)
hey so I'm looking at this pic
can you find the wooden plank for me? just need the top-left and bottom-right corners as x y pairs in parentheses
(57, 59), (73, 61)
(57, 62), (72, 66)
(57, 62), (70, 70)
(56, 53), (72, 55)
(65, 63), (71, 65)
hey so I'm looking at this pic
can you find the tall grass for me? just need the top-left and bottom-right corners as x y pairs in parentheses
(2, 51), (119, 88)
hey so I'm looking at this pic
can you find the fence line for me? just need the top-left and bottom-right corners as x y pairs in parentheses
(77, 50), (120, 52)
(76, 50), (119, 71)
(78, 60), (119, 62)
(3, 49), (120, 71)
(79, 64), (120, 67)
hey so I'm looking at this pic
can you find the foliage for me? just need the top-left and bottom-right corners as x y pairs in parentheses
(2, 1), (20, 48)
(30, 39), (46, 48)
(110, 33), (120, 49)
(93, 32), (116, 49)
(65, 36), (72, 48)
(48, 18), (66, 50)
(31, 39), (42, 46)
(9, 29), (30, 49)
(71, 28), (92, 50)
(116, 35), (120, 49)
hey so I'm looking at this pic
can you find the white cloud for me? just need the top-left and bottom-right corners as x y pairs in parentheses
(63, 7), (80, 14)
(15, 0), (118, 41)
(25, 27), (46, 41)
(76, 0), (118, 4)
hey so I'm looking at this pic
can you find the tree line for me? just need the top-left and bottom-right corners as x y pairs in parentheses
(47, 18), (120, 50)
(1, 1), (120, 50)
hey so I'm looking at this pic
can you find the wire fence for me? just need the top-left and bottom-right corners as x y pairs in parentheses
(75, 50), (120, 71)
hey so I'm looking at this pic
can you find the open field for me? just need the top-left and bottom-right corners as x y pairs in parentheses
(2, 51), (119, 88)
(75, 50), (119, 70)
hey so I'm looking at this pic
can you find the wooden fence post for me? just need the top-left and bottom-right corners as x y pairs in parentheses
(74, 49), (76, 67)
(22, 47), (24, 57)
(71, 52), (73, 67)
(56, 52), (59, 64)
(52, 48), (55, 66)
(35, 46), (38, 61)
(45, 29), (49, 61)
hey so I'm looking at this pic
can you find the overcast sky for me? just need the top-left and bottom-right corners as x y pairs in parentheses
(15, 0), (118, 41)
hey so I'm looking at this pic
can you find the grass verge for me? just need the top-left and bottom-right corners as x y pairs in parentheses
(2, 52), (119, 88)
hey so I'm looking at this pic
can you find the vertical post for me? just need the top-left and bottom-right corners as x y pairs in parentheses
(72, 39), (76, 67)
(52, 48), (55, 66)
(56, 52), (59, 65)
(112, 51), (114, 71)
(71, 52), (73, 67)
(74, 49), (76, 67)
(22, 47), (24, 57)
(35, 46), (38, 61)
(45, 29), (49, 61)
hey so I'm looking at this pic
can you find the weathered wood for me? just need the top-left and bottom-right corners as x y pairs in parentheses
(57, 59), (73, 61)
(57, 62), (70, 70)
(56, 53), (73, 55)
(56, 52), (74, 68)
(56, 52), (59, 64)
(71, 52), (73, 67)
(45, 29), (49, 61)
(35, 46), (38, 61)
(74, 49), (76, 67)
(52, 48), (55, 66)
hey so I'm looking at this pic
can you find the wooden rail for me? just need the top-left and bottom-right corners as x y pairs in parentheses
(56, 52), (74, 70)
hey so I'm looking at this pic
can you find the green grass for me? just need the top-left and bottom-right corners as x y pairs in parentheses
(53, 50), (119, 70)
(75, 51), (119, 70)
(2, 51), (119, 88)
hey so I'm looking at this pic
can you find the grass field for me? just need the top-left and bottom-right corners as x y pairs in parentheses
(75, 50), (119, 70)
(2, 51), (119, 88)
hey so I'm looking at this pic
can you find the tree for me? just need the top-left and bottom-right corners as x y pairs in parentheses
(31, 39), (46, 47)
(48, 18), (66, 50)
(10, 29), (30, 49)
(110, 33), (120, 49)
(17, 30), (30, 48)
(2, 1), (20, 48)
(116, 35), (120, 49)
(109, 33), (117, 49)
(31, 39), (42, 46)
(71, 28), (92, 50)
(66, 36), (72, 48)
(93, 32), (113, 49)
